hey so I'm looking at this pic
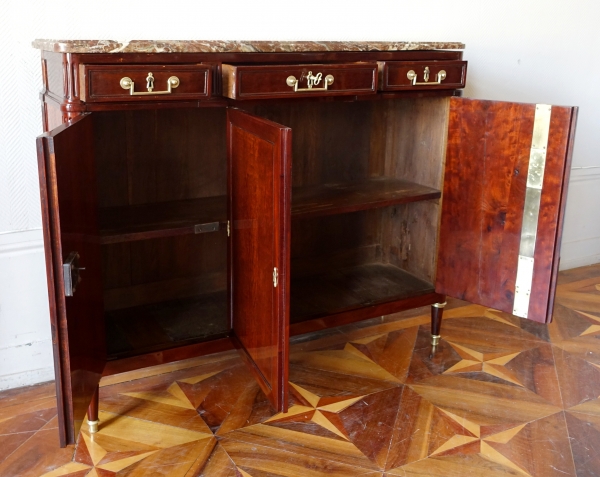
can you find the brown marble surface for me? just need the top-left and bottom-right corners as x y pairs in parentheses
(32, 39), (465, 54)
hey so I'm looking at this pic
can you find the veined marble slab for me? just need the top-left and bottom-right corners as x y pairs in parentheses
(32, 39), (464, 54)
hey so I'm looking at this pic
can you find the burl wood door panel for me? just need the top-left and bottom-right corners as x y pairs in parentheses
(227, 108), (291, 412)
(36, 114), (106, 446)
(436, 98), (577, 323)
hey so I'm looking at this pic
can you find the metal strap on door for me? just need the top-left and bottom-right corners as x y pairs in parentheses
(513, 104), (552, 318)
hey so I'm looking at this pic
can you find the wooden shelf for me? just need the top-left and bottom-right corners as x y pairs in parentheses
(99, 196), (227, 244)
(292, 177), (441, 219)
(290, 262), (434, 323)
(105, 291), (228, 360)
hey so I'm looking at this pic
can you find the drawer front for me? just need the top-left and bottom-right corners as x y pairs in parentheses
(79, 64), (212, 102)
(379, 61), (467, 91)
(222, 63), (378, 99)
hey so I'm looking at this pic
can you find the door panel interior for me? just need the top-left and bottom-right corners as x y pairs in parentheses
(436, 98), (577, 323)
(227, 108), (291, 411)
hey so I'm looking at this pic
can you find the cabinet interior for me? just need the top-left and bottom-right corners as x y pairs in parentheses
(93, 96), (450, 359)
(94, 109), (228, 359)
(250, 97), (450, 323)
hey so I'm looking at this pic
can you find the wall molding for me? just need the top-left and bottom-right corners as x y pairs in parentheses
(0, 228), (44, 254)
(560, 235), (600, 270)
(569, 167), (600, 183)
(0, 366), (54, 391)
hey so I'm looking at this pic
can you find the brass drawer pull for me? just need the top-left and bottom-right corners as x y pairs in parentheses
(120, 72), (180, 95)
(286, 71), (334, 92)
(407, 67), (446, 86)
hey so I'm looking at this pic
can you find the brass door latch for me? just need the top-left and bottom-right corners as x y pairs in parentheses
(63, 252), (85, 296)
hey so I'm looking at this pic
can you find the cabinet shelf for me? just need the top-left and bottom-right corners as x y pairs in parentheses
(290, 262), (435, 323)
(105, 291), (228, 360)
(98, 179), (438, 244)
(291, 177), (441, 219)
(99, 196), (227, 244)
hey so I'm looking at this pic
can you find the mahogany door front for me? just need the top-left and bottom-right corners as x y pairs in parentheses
(227, 108), (292, 412)
(436, 98), (578, 323)
(37, 113), (106, 446)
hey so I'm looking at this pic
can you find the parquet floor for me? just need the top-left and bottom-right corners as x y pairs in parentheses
(2, 264), (600, 476)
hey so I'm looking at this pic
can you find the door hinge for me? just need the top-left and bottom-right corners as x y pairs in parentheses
(273, 267), (278, 288)
(227, 220), (230, 237)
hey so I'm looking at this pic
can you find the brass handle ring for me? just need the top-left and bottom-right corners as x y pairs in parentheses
(286, 71), (334, 92)
(120, 73), (180, 95)
(407, 67), (446, 86)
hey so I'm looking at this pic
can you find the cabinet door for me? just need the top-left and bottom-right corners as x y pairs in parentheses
(436, 98), (577, 323)
(227, 108), (291, 412)
(37, 114), (106, 446)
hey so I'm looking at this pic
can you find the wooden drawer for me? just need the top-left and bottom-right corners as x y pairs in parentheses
(222, 63), (378, 99)
(79, 64), (212, 102)
(378, 61), (467, 91)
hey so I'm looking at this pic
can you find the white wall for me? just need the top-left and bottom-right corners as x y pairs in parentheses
(1, 0), (599, 389)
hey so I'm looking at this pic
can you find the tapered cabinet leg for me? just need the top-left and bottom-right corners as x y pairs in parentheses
(431, 300), (447, 346)
(87, 385), (99, 434)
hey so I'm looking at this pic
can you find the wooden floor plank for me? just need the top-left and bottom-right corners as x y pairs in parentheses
(3, 265), (600, 475)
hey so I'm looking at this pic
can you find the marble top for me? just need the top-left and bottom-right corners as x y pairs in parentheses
(32, 39), (465, 54)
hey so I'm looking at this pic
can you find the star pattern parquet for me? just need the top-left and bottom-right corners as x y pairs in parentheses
(3, 264), (600, 476)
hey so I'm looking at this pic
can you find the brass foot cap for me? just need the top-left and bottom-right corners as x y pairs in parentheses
(88, 420), (99, 434)
(431, 334), (441, 346)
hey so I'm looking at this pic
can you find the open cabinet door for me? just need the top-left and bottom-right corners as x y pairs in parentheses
(37, 114), (106, 446)
(436, 98), (577, 323)
(227, 108), (291, 412)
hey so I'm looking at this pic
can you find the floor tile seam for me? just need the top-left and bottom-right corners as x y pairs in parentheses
(555, 410), (579, 476)
(404, 373), (566, 411)
(0, 426), (75, 469)
(381, 384), (408, 472)
(183, 436), (218, 475)
(548, 342), (568, 411)
(0, 396), (58, 416)
(0, 391), (56, 403)
(0, 429), (46, 437)
(442, 328), (549, 348)
(99, 354), (240, 388)
(218, 434), (383, 474)
(96, 409), (216, 436)
(288, 363), (406, 388)
(384, 412), (569, 473)
(403, 383), (564, 423)
(403, 378), (556, 401)
(0, 384), (55, 402)
(564, 409), (600, 419)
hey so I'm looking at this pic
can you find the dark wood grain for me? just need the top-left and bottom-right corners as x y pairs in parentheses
(532, 106), (578, 322)
(102, 337), (234, 376)
(228, 108), (291, 412)
(379, 60), (467, 91)
(291, 263), (435, 324)
(37, 114), (106, 446)
(436, 98), (576, 323)
(99, 196), (226, 244)
(292, 177), (440, 219)
(290, 292), (444, 336)
(79, 64), (212, 102)
(87, 386), (98, 423)
(222, 63), (377, 100)
(34, 46), (580, 456)
(105, 291), (228, 359)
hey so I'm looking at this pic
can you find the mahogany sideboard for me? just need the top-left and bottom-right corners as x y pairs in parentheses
(33, 39), (578, 447)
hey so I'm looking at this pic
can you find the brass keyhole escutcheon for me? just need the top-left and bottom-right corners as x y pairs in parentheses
(146, 72), (155, 92)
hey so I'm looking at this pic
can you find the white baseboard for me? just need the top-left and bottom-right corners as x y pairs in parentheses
(560, 235), (600, 270)
(0, 228), (53, 390)
(0, 228), (43, 247)
(0, 366), (55, 391)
